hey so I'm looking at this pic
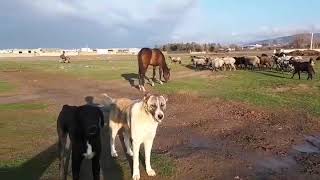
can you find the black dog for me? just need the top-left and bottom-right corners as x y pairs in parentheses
(57, 104), (104, 180)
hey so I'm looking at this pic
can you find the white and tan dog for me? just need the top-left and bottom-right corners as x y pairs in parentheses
(102, 93), (168, 180)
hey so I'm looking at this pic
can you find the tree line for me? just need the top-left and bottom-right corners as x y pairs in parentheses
(156, 42), (241, 53)
(156, 34), (320, 52)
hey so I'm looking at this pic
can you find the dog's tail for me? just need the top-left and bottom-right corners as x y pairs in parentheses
(101, 93), (115, 104)
(99, 93), (116, 114)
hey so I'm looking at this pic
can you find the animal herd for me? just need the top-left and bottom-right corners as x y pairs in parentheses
(136, 48), (316, 92)
(189, 53), (316, 80)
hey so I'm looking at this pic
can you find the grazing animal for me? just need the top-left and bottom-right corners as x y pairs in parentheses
(210, 57), (224, 71)
(222, 57), (236, 71)
(57, 105), (104, 180)
(272, 55), (294, 72)
(291, 58), (315, 80)
(191, 56), (208, 70)
(137, 48), (170, 92)
(60, 51), (70, 63)
(234, 56), (246, 69)
(258, 54), (273, 70)
(168, 56), (182, 64)
(103, 93), (168, 180)
(243, 56), (260, 70)
(316, 56), (320, 61)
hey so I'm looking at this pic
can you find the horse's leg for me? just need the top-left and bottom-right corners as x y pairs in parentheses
(138, 72), (146, 92)
(144, 74), (154, 87)
(158, 68), (163, 85)
(149, 67), (156, 87)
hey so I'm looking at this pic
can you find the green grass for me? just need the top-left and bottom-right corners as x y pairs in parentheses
(0, 58), (188, 81)
(156, 64), (320, 115)
(0, 81), (14, 93)
(0, 103), (47, 111)
(0, 101), (56, 179)
(152, 154), (176, 177)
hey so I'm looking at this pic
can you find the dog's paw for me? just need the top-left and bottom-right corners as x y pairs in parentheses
(159, 81), (163, 85)
(111, 151), (118, 158)
(132, 174), (140, 180)
(147, 169), (156, 176)
(151, 82), (155, 86)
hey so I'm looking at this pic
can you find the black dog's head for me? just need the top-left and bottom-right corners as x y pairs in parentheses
(76, 105), (104, 159)
(76, 105), (104, 138)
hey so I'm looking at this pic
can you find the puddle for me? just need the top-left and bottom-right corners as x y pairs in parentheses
(167, 133), (228, 158)
(256, 156), (296, 172)
(254, 135), (320, 178)
(293, 135), (320, 153)
(189, 135), (214, 149)
(163, 128), (320, 178)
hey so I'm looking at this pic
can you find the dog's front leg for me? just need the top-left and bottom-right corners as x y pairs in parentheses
(72, 149), (83, 180)
(144, 139), (156, 177)
(110, 125), (120, 157)
(123, 130), (133, 156)
(132, 140), (141, 180)
(92, 155), (101, 180)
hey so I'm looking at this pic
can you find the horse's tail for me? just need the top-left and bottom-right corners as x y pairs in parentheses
(137, 49), (144, 75)
(159, 50), (169, 71)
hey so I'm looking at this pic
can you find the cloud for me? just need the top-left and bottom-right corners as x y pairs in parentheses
(10, 0), (200, 47)
(1, 1), (319, 48)
(0, 0), (202, 48)
(229, 25), (320, 44)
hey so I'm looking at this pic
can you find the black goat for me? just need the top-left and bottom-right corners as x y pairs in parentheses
(291, 58), (316, 80)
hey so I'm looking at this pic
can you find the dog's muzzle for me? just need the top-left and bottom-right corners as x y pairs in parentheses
(155, 113), (164, 123)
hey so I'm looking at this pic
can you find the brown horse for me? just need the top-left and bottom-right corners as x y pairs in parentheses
(137, 48), (170, 91)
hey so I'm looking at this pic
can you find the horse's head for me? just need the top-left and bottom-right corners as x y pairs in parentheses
(163, 68), (170, 82)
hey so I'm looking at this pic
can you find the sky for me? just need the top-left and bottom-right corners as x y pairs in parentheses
(1, 0), (320, 48)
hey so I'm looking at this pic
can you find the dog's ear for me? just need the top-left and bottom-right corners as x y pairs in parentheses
(161, 95), (168, 102)
(143, 93), (152, 103)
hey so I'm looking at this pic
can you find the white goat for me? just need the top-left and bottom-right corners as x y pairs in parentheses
(222, 57), (236, 71)
(210, 57), (224, 71)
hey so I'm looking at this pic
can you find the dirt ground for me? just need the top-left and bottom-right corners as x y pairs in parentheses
(1, 67), (320, 180)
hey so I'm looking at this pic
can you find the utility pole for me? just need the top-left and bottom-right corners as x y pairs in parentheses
(310, 32), (314, 50)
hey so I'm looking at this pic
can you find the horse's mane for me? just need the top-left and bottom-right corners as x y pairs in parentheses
(157, 49), (169, 73)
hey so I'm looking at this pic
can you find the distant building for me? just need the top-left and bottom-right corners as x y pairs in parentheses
(100, 48), (140, 55)
(0, 49), (13, 54)
(0, 47), (141, 57)
(80, 48), (93, 52)
(242, 44), (263, 50)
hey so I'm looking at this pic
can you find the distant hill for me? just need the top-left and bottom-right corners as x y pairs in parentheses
(249, 33), (320, 46)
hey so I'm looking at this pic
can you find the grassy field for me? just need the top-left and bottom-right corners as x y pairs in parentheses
(0, 57), (188, 81)
(0, 55), (319, 179)
(0, 81), (14, 94)
(156, 67), (320, 115)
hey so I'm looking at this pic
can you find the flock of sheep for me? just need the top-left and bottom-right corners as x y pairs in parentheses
(168, 53), (317, 80)
(188, 53), (315, 78)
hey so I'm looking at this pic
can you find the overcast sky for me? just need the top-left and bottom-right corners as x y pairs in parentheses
(1, 0), (320, 48)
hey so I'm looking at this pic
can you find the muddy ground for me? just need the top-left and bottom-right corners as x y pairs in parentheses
(1, 68), (320, 180)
